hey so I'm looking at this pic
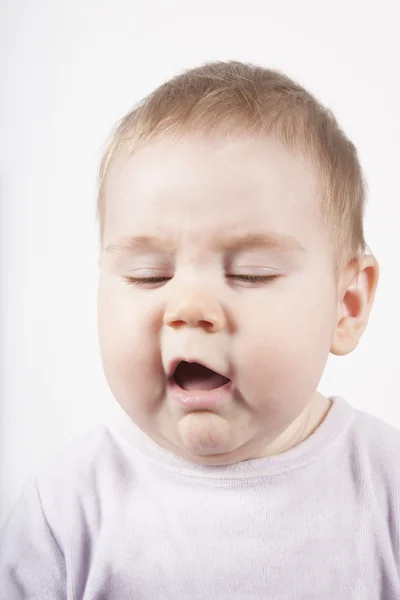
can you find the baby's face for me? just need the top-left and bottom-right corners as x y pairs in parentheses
(98, 133), (339, 464)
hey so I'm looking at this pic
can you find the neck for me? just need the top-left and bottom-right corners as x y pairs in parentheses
(260, 392), (332, 457)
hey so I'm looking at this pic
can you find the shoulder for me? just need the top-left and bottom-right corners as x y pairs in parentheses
(346, 403), (400, 492)
(37, 423), (135, 492)
(351, 405), (400, 456)
(33, 425), (133, 533)
(36, 425), (123, 485)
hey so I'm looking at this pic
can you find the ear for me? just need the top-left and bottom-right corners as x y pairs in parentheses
(330, 254), (379, 356)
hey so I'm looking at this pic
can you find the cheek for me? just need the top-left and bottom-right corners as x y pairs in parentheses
(97, 277), (163, 407)
(235, 283), (336, 404)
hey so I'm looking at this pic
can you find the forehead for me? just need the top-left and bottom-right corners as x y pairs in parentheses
(103, 133), (322, 250)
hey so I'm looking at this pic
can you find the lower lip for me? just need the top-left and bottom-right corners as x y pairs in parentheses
(169, 379), (233, 409)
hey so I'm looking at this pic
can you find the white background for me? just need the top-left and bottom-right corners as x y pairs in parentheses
(0, 0), (399, 526)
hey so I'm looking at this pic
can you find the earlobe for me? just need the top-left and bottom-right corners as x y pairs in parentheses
(330, 254), (379, 356)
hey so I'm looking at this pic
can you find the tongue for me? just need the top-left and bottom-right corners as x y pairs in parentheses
(174, 362), (230, 391)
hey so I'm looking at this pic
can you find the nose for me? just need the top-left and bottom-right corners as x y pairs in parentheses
(163, 288), (226, 333)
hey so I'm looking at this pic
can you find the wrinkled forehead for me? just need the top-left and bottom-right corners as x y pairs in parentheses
(102, 133), (327, 254)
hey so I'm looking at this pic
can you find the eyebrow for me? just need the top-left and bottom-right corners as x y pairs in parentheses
(215, 232), (307, 253)
(104, 232), (307, 257)
(104, 235), (176, 256)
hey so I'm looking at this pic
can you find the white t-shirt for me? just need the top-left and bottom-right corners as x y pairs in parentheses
(1, 396), (400, 599)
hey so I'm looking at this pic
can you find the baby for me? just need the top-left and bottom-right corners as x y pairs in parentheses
(1, 60), (399, 599)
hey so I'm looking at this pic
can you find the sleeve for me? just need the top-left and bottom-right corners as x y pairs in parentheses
(0, 477), (66, 600)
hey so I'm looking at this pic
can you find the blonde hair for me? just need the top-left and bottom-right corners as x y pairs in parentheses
(97, 60), (367, 270)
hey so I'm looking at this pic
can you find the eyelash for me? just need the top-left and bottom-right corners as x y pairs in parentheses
(123, 275), (279, 287)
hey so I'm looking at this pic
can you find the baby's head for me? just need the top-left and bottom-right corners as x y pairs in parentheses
(96, 61), (378, 465)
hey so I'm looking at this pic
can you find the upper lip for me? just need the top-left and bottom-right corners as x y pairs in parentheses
(167, 358), (231, 380)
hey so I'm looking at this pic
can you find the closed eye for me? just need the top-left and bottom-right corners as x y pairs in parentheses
(227, 274), (280, 285)
(123, 276), (171, 287)
(123, 274), (279, 287)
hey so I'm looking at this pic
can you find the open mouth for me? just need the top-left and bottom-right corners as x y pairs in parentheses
(172, 361), (231, 392)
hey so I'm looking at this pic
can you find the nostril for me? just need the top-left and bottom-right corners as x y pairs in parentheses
(163, 304), (225, 332)
(165, 316), (216, 331)
(199, 320), (217, 332)
(166, 318), (187, 329)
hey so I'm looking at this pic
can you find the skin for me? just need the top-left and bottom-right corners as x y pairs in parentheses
(97, 133), (379, 466)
